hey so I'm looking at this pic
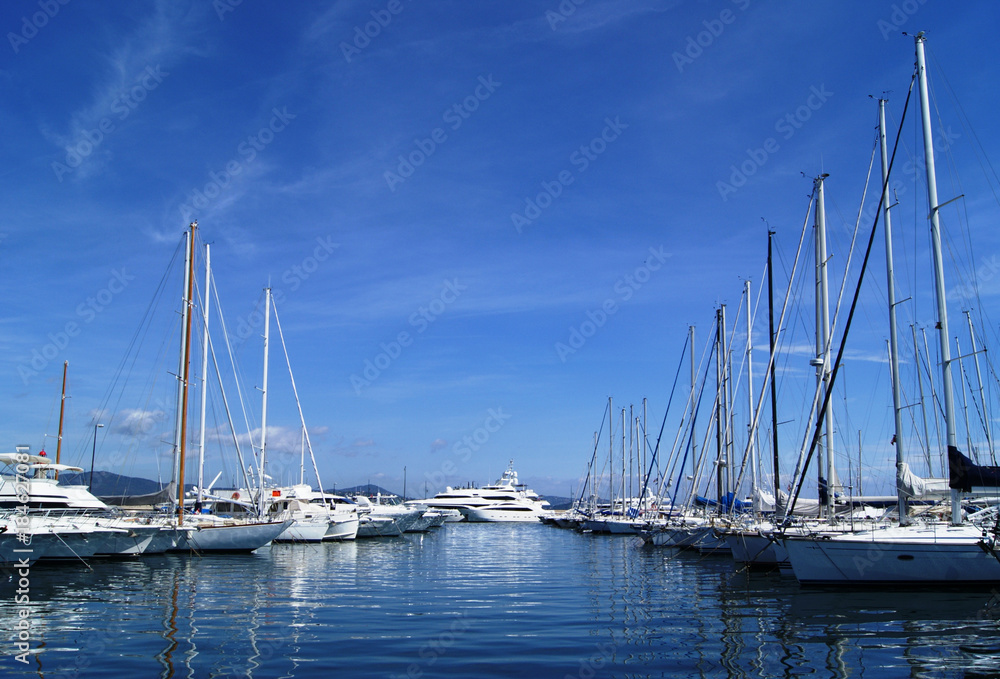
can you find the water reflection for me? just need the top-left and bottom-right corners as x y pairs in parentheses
(1, 526), (1000, 677)
(713, 566), (1000, 678)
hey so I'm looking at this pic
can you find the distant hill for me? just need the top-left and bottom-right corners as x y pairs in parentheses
(544, 496), (575, 511)
(328, 484), (400, 498)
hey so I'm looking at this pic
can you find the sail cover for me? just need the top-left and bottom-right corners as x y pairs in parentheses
(948, 446), (1000, 492)
(99, 481), (176, 507)
(896, 461), (950, 499)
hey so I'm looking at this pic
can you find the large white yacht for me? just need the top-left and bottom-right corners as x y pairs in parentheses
(415, 462), (549, 523)
(0, 449), (181, 558)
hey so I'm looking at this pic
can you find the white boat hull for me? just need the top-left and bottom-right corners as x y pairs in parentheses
(96, 524), (158, 556)
(144, 526), (191, 553)
(0, 533), (55, 566)
(460, 506), (544, 523)
(184, 520), (291, 553)
(724, 530), (788, 566)
(580, 517), (643, 534)
(644, 525), (702, 548)
(783, 525), (1000, 584)
(42, 529), (122, 560)
(356, 516), (402, 537)
(324, 516), (359, 541)
(275, 519), (330, 542)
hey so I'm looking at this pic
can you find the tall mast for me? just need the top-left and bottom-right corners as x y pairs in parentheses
(642, 397), (647, 508)
(767, 230), (781, 512)
(915, 32), (960, 524)
(177, 221), (197, 525)
(745, 280), (756, 502)
(197, 243), (211, 510)
(634, 415), (640, 509)
(608, 396), (613, 511)
(880, 98), (908, 524)
(812, 174), (834, 517)
(620, 407), (626, 510)
(715, 306), (724, 506)
(628, 404), (633, 503)
(55, 360), (68, 480)
(259, 287), (272, 517)
(689, 325), (696, 481)
(723, 303), (734, 497)
(172, 229), (192, 500)
(591, 430), (597, 511)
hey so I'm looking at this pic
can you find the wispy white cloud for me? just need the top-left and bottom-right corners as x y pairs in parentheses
(43, 0), (210, 178)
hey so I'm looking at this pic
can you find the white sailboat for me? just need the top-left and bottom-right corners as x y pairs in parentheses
(171, 224), (290, 553)
(782, 33), (1000, 584)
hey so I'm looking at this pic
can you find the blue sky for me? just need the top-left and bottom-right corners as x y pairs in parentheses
(3, 0), (1000, 500)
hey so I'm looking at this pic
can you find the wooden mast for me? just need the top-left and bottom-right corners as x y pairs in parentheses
(55, 360), (68, 479)
(177, 221), (197, 525)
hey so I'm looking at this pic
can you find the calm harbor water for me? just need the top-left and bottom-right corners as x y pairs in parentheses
(2, 522), (1000, 678)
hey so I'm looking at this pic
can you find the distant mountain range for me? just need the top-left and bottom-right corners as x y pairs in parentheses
(328, 484), (399, 497)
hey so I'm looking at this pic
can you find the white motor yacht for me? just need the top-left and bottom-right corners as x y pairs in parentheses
(0, 450), (177, 558)
(414, 461), (549, 522)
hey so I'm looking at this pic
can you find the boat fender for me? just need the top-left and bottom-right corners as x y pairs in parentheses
(231, 492), (240, 500)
